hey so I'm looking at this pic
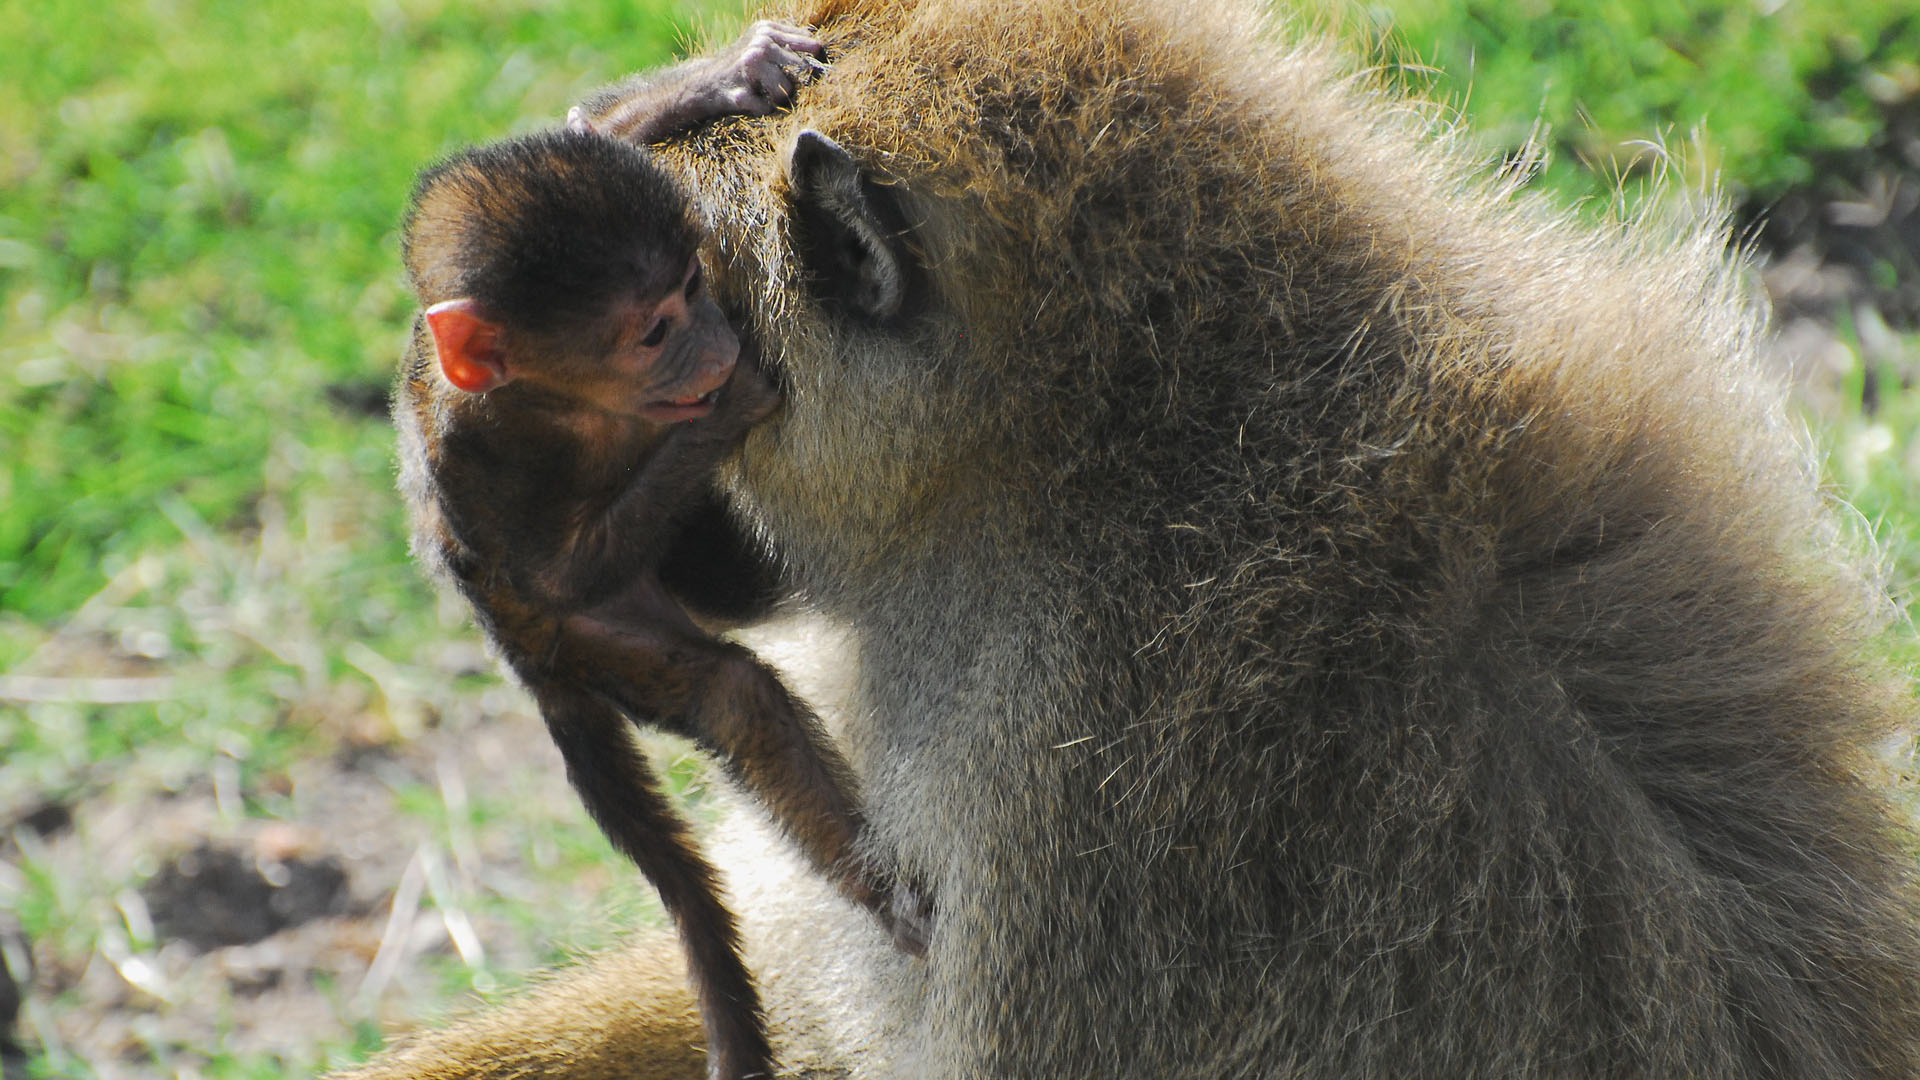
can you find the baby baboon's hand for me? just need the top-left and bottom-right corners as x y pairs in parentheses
(567, 21), (826, 141)
(881, 879), (936, 958)
(706, 20), (827, 117)
(841, 856), (935, 958)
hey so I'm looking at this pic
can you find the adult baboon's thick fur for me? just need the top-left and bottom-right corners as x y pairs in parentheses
(344, 0), (1920, 1075)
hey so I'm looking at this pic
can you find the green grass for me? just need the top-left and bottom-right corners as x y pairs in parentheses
(1, 0), (1916, 1075)
(1365, 0), (1920, 207)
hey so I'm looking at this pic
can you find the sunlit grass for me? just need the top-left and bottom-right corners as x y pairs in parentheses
(1365, 0), (1920, 208)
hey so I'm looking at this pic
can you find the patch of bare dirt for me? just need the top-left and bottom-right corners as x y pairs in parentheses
(0, 697), (635, 1079)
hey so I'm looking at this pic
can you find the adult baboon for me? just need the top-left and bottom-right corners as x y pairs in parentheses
(343, 0), (1920, 1075)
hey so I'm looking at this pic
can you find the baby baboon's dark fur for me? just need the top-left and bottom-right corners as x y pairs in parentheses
(340, 0), (1920, 1076)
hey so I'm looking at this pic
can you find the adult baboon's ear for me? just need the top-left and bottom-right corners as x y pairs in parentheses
(786, 129), (912, 324)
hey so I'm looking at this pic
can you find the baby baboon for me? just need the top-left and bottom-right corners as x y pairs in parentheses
(343, 0), (1920, 1076)
(394, 25), (920, 1080)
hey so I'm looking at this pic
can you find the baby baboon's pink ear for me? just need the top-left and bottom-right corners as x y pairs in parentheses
(425, 298), (511, 394)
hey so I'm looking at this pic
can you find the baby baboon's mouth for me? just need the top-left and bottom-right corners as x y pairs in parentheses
(640, 386), (722, 424)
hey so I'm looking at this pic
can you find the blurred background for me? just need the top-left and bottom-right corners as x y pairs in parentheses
(1, 0), (1916, 1075)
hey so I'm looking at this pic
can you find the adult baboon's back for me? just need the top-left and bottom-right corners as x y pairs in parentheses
(346, 0), (1920, 1075)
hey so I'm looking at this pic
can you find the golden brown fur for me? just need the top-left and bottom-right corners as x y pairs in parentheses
(341, 0), (1920, 1075)
(336, 936), (707, 1080)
